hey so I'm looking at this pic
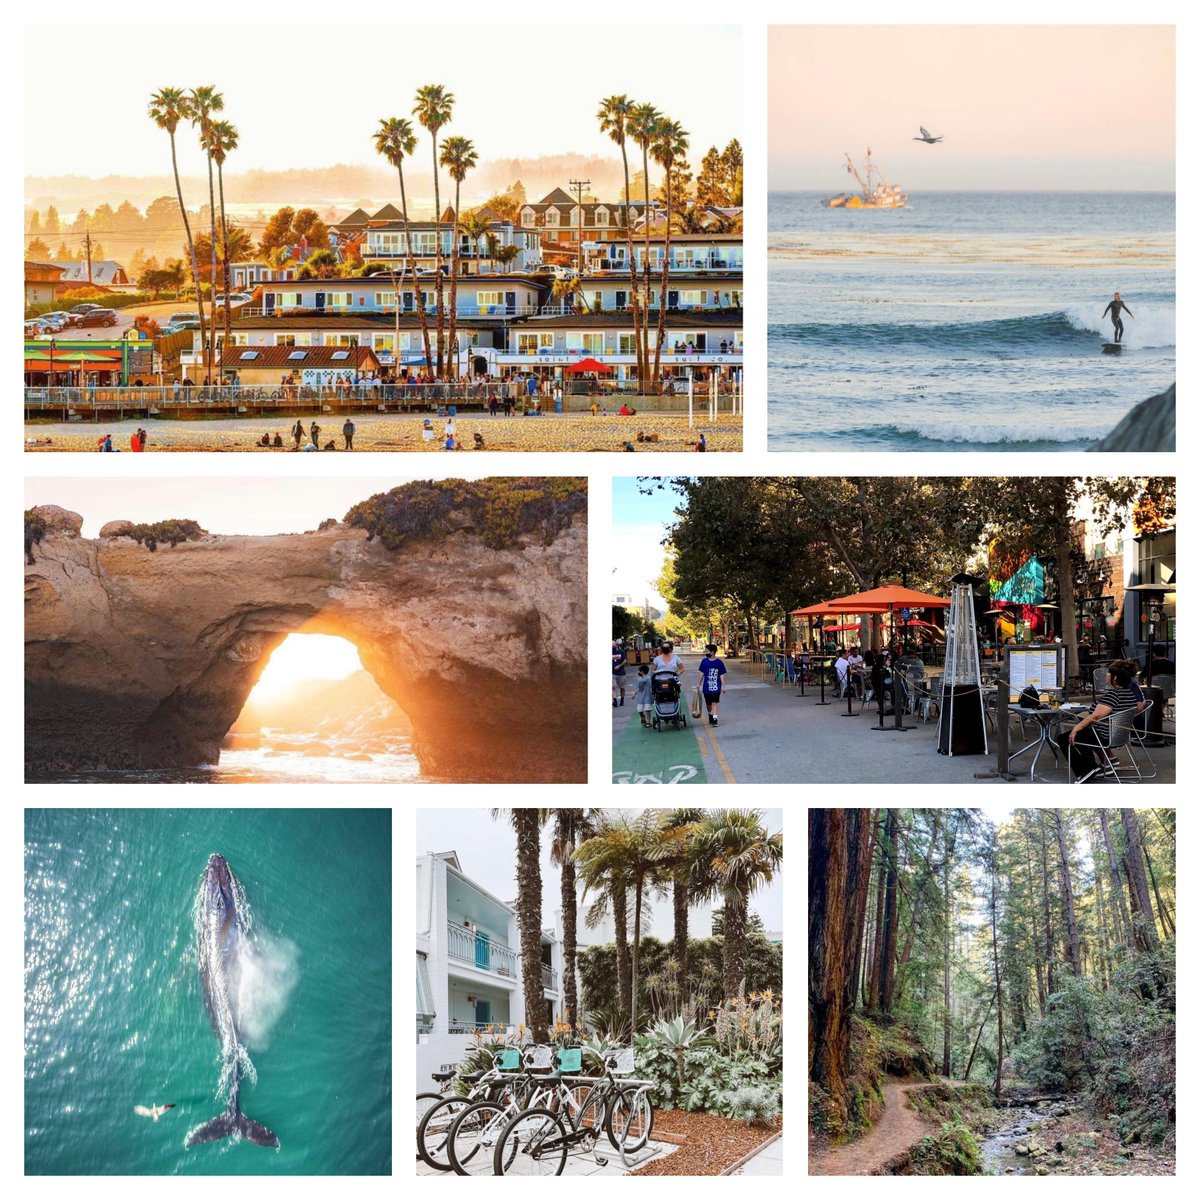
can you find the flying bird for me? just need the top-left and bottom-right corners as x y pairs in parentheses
(135, 1104), (176, 1122)
(913, 126), (943, 144)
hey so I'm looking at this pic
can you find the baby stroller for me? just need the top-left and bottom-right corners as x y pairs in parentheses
(651, 671), (687, 731)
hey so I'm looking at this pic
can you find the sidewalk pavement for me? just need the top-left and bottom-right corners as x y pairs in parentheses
(612, 654), (1175, 785)
(729, 1135), (783, 1175)
(416, 1138), (679, 1176)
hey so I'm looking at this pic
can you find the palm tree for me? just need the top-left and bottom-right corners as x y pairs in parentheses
(483, 230), (501, 275)
(492, 808), (550, 1044)
(652, 809), (709, 983)
(549, 810), (595, 1027)
(598, 95), (643, 387)
(204, 119), (238, 348)
(690, 810), (782, 1001)
(628, 102), (661, 387)
(651, 118), (689, 386)
(458, 210), (491, 274)
(576, 812), (667, 1035)
(188, 86), (224, 382)
(439, 135), (477, 381)
(374, 117), (433, 382)
(148, 88), (208, 371)
(413, 84), (455, 378)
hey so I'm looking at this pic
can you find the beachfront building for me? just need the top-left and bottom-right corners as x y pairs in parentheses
(54, 260), (130, 288)
(580, 232), (744, 276)
(359, 217), (542, 275)
(519, 187), (662, 251)
(417, 851), (564, 1085)
(214, 344), (380, 387)
(497, 311), (743, 388)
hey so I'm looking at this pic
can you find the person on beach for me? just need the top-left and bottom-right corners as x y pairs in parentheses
(343, 418), (355, 451)
(258, 432), (271, 447)
(488, 396), (498, 417)
(635, 664), (653, 726)
(272, 432), (283, 448)
(1102, 292), (1134, 343)
(696, 433), (707, 452)
(309, 420), (320, 447)
(292, 419), (304, 449)
(698, 643), (727, 727)
(612, 641), (628, 707)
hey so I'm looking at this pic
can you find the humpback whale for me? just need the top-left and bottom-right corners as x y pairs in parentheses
(185, 854), (279, 1150)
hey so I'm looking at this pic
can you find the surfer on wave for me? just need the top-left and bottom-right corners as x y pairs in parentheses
(1102, 292), (1134, 343)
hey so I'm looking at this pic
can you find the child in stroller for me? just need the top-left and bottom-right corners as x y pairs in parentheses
(651, 670), (687, 730)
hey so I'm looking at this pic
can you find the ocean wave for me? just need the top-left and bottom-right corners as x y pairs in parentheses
(773, 306), (1175, 351)
(811, 421), (1098, 447)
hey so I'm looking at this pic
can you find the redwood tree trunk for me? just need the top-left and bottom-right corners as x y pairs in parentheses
(1054, 809), (1083, 976)
(879, 809), (900, 1013)
(1121, 808), (1159, 952)
(1099, 809), (1135, 950)
(809, 809), (873, 1113)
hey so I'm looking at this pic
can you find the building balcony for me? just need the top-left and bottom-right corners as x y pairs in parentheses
(542, 963), (559, 992)
(446, 920), (518, 980)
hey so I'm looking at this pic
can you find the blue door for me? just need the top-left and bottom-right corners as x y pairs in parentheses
(264, 292), (275, 314)
(615, 290), (627, 309)
(474, 999), (491, 1026)
(505, 291), (517, 315)
(475, 931), (490, 970)
(315, 292), (326, 312)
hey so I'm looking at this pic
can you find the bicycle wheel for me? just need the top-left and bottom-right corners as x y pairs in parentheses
(494, 1106), (568, 1177)
(417, 1095), (469, 1170)
(607, 1086), (653, 1153)
(448, 1100), (508, 1176)
(416, 1091), (444, 1133)
(573, 1083), (608, 1134)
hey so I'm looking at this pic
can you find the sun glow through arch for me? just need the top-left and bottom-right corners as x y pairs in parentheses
(247, 633), (364, 704)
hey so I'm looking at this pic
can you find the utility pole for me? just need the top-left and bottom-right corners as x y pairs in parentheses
(85, 229), (93, 285)
(568, 178), (590, 280)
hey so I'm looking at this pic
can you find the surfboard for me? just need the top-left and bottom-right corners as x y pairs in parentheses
(1102, 343), (1123, 355)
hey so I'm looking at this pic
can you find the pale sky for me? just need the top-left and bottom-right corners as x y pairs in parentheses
(611, 479), (679, 613)
(25, 24), (741, 182)
(770, 25), (1175, 190)
(24, 477), (419, 537)
(417, 808), (784, 935)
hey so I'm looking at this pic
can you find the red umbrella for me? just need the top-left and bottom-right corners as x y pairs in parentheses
(565, 357), (611, 373)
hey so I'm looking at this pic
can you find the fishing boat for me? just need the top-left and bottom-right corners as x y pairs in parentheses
(822, 147), (907, 209)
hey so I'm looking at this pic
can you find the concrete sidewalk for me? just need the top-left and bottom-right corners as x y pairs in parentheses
(416, 1138), (679, 1176)
(729, 1134), (783, 1175)
(613, 654), (1175, 786)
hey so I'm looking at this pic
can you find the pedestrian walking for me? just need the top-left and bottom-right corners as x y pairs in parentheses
(612, 641), (628, 707)
(292, 419), (304, 449)
(698, 643), (728, 726)
(309, 420), (320, 448)
(635, 665), (653, 727)
(343, 417), (355, 451)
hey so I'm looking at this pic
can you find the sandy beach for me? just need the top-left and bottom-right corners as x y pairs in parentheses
(24, 412), (741, 453)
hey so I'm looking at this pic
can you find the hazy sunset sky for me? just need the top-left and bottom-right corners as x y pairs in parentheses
(24, 477), (418, 537)
(770, 25), (1174, 190)
(25, 24), (741, 180)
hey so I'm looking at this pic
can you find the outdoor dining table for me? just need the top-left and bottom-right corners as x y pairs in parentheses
(1007, 702), (1086, 780)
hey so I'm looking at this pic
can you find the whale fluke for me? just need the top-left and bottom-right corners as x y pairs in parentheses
(185, 1101), (279, 1149)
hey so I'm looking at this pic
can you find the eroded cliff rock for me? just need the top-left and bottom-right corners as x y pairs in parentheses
(1091, 385), (1175, 452)
(25, 485), (587, 783)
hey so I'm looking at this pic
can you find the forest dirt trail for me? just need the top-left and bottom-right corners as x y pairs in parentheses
(809, 1078), (964, 1176)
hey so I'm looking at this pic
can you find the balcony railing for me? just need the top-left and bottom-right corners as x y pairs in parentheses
(542, 964), (559, 992)
(447, 921), (518, 978)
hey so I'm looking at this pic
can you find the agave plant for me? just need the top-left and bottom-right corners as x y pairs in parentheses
(647, 1015), (711, 1087)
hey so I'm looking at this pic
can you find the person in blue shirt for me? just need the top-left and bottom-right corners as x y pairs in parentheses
(698, 643), (727, 726)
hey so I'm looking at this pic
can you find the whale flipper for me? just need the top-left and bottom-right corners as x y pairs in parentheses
(185, 1106), (279, 1149)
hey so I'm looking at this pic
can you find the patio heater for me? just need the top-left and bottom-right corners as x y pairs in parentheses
(1036, 602), (1059, 641)
(937, 572), (988, 757)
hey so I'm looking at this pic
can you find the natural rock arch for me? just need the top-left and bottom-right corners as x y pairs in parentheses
(25, 484), (586, 783)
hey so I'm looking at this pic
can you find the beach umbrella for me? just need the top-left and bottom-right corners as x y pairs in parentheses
(565, 357), (611, 373)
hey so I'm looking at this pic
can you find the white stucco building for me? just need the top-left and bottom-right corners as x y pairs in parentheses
(416, 851), (564, 1088)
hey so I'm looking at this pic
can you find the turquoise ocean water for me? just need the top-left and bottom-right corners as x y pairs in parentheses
(25, 808), (392, 1174)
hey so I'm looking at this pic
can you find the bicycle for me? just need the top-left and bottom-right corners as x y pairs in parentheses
(446, 1046), (559, 1175)
(492, 1048), (656, 1177)
(416, 1049), (530, 1171)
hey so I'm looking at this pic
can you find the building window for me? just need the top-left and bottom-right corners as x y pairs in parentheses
(595, 208), (608, 226)
(275, 334), (297, 346)
(568, 332), (604, 353)
(517, 332), (555, 354)
(680, 290), (708, 307)
(544, 209), (559, 227)
(375, 291), (397, 308)
(619, 334), (637, 354)
(324, 334), (360, 347)
(476, 291), (505, 308)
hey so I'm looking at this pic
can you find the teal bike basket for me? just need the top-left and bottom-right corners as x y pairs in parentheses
(556, 1047), (582, 1072)
(497, 1048), (521, 1070)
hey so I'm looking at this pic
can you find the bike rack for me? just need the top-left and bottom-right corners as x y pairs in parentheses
(559, 1072), (659, 1170)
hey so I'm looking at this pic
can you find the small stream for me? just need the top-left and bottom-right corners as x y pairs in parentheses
(980, 1105), (1046, 1176)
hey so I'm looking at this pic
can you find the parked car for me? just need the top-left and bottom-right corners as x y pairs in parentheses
(167, 319), (202, 333)
(166, 311), (202, 328)
(79, 308), (119, 328)
(36, 314), (66, 333)
(531, 263), (576, 280)
(24, 320), (48, 337)
(41, 310), (79, 328)
(69, 302), (104, 316)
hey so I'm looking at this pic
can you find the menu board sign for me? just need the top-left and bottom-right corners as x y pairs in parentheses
(1007, 647), (1062, 690)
